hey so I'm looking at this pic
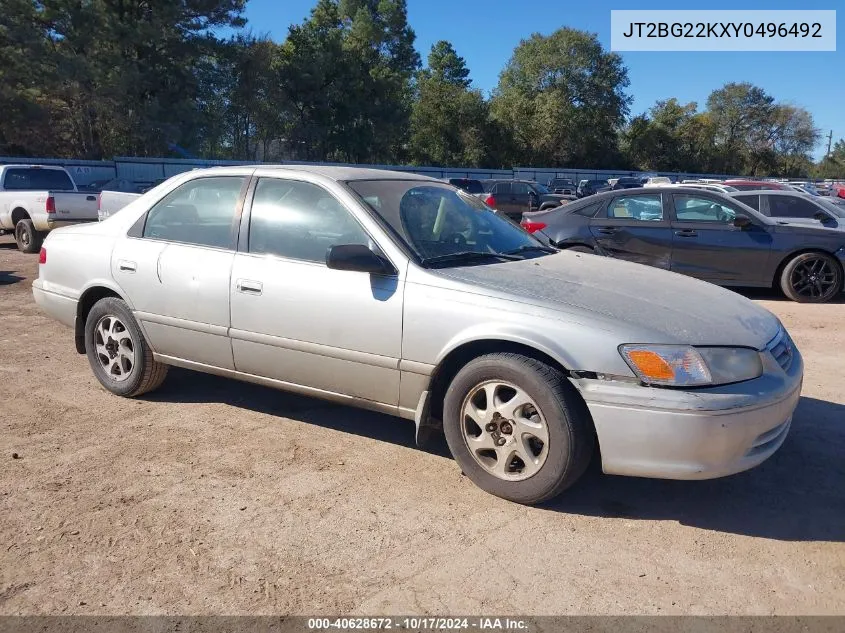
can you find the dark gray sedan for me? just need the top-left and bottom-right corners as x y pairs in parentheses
(521, 186), (845, 303)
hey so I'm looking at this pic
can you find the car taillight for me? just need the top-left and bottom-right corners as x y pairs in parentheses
(45, 196), (56, 214)
(484, 194), (496, 208)
(521, 221), (547, 234)
(39, 247), (47, 264)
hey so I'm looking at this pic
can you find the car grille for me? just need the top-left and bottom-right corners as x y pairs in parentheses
(767, 328), (794, 372)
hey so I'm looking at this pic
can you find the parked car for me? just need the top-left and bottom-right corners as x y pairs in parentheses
(787, 182), (821, 196)
(32, 166), (803, 503)
(98, 190), (142, 221)
(576, 179), (611, 198)
(479, 179), (571, 219)
(0, 165), (99, 252)
(729, 190), (845, 227)
(546, 178), (577, 195)
(665, 182), (739, 194)
(723, 179), (793, 191)
(611, 177), (643, 190)
(520, 186), (845, 303)
(447, 178), (485, 195)
(642, 176), (672, 187)
(830, 183), (845, 199)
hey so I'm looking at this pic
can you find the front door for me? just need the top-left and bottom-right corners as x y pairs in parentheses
(589, 192), (673, 269)
(229, 177), (404, 406)
(111, 175), (246, 369)
(668, 192), (773, 283)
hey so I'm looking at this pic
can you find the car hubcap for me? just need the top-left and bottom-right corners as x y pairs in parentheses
(94, 315), (135, 382)
(461, 380), (549, 481)
(791, 258), (838, 299)
(19, 228), (29, 247)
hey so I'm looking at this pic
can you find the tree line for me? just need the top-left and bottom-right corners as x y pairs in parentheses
(1, 0), (841, 178)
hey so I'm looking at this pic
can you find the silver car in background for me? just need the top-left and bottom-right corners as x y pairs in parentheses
(32, 166), (803, 504)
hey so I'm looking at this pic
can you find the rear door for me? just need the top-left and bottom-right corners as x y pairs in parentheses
(492, 182), (515, 216)
(511, 182), (533, 215)
(668, 192), (773, 283)
(588, 192), (673, 269)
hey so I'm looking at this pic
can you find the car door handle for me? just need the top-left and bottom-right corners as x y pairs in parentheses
(675, 229), (698, 237)
(596, 227), (617, 235)
(86, 195), (96, 201)
(118, 260), (136, 272)
(236, 279), (263, 295)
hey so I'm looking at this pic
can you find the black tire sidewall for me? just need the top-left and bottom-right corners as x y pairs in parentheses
(443, 356), (579, 504)
(782, 253), (842, 303)
(15, 220), (38, 254)
(85, 298), (150, 396)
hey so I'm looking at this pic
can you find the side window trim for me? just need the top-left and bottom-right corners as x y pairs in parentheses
(238, 176), (393, 268)
(129, 175), (250, 250)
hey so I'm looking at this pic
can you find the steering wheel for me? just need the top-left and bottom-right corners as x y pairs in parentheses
(443, 232), (467, 247)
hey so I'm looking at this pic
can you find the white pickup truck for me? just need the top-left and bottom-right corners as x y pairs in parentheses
(97, 190), (141, 221)
(0, 165), (99, 252)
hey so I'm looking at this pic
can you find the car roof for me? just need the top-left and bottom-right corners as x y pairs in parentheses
(729, 189), (808, 198)
(190, 164), (441, 183)
(0, 164), (68, 170)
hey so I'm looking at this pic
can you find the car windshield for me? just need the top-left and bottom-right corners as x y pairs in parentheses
(449, 179), (483, 194)
(347, 180), (548, 266)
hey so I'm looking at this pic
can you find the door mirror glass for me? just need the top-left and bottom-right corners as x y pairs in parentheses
(326, 244), (395, 275)
(733, 214), (752, 229)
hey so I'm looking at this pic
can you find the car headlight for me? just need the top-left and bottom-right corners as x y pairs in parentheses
(619, 344), (763, 387)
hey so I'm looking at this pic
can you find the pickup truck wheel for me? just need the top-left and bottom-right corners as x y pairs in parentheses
(780, 252), (842, 303)
(443, 353), (594, 504)
(85, 297), (168, 397)
(15, 219), (43, 254)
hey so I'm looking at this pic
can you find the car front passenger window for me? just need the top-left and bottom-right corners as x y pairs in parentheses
(248, 178), (370, 263)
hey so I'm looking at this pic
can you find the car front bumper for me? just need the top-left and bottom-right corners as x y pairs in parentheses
(572, 334), (803, 480)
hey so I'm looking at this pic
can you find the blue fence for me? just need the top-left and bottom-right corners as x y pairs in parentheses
(0, 155), (738, 188)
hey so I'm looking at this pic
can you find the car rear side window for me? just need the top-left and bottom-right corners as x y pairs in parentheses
(143, 176), (244, 249)
(734, 194), (760, 211)
(511, 182), (529, 195)
(573, 202), (601, 217)
(767, 195), (821, 219)
(494, 182), (512, 195)
(3, 168), (74, 191)
(608, 194), (663, 221)
(247, 178), (370, 263)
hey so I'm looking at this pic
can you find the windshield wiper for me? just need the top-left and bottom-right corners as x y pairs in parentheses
(421, 250), (522, 267)
(503, 245), (558, 256)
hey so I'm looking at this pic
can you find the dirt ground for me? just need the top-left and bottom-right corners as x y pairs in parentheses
(1, 233), (843, 616)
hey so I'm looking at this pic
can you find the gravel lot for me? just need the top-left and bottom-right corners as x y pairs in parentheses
(1, 233), (843, 615)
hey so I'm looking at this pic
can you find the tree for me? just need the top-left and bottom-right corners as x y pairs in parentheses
(408, 41), (490, 167)
(815, 139), (845, 179)
(490, 28), (631, 168)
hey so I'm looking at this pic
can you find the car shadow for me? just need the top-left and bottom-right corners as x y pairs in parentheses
(732, 286), (845, 304)
(548, 396), (845, 542)
(146, 370), (842, 541)
(0, 241), (19, 250)
(143, 368), (452, 458)
(0, 270), (24, 285)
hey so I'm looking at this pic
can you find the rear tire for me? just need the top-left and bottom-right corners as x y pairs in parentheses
(443, 353), (594, 504)
(779, 252), (842, 303)
(85, 297), (168, 397)
(15, 219), (43, 254)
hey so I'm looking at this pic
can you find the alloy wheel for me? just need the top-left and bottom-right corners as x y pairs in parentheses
(94, 315), (136, 382)
(461, 380), (549, 481)
(790, 257), (838, 300)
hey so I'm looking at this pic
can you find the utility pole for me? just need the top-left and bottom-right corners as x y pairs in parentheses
(826, 129), (833, 156)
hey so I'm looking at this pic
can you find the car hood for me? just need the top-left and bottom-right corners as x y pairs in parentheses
(435, 252), (780, 349)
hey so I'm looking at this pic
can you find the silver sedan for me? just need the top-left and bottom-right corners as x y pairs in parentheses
(32, 166), (803, 504)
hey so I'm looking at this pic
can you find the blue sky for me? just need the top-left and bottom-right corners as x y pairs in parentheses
(242, 0), (844, 159)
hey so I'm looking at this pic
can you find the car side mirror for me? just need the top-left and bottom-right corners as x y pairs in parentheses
(326, 244), (395, 275)
(733, 214), (753, 229)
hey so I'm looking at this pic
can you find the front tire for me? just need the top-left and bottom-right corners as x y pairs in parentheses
(15, 219), (43, 253)
(443, 353), (594, 504)
(779, 252), (842, 303)
(85, 297), (168, 397)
